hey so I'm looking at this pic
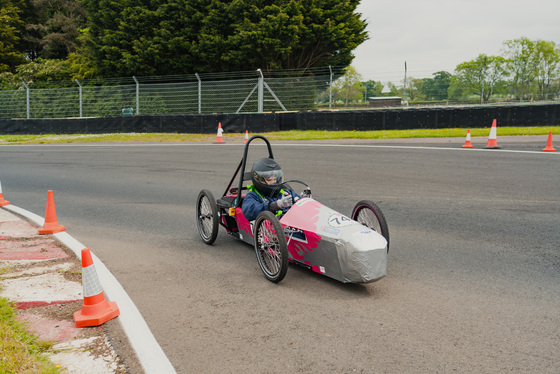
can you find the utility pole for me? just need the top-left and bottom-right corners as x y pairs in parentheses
(403, 61), (407, 104)
(481, 56), (487, 104)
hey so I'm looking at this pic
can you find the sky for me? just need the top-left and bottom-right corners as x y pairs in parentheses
(353, 0), (560, 84)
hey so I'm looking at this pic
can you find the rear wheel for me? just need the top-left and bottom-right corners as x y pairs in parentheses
(351, 200), (390, 251)
(253, 211), (289, 283)
(196, 189), (219, 244)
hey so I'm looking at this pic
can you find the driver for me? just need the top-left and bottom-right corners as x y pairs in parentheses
(242, 158), (300, 221)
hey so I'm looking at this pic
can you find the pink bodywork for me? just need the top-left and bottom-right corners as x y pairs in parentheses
(233, 197), (323, 265)
(231, 197), (387, 283)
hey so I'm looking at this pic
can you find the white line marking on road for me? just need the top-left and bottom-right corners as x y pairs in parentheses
(3, 142), (558, 155)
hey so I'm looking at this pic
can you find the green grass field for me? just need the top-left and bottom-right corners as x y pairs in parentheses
(0, 126), (558, 145)
(0, 296), (60, 373)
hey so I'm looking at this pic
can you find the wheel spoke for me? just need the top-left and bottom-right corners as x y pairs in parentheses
(352, 200), (389, 251)
(253, 211), (289, 283)
(196, 190), (219, 245)
(199, 198), (213, 238)
(258, 222), (281, 275)
(357, 209), (381, 232)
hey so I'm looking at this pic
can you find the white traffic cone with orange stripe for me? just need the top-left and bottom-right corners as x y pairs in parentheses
(542, 131), (556, 152)
(74, 248), (119, 327)
(484, 119), (501, 149)
(243, 130), (249, 144)
(215, 122), (224, 143)
(0, 180), (9, 207)
(462, 129), (474, 148)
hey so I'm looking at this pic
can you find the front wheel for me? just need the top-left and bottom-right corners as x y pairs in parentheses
(253, 211), (289, 283)
(351, 200), (390, 251)
(196, 189), (219, 245)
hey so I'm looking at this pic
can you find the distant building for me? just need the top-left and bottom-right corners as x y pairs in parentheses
(368, 97), (402, 108)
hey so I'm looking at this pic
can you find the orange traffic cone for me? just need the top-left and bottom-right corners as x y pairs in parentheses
(243, 130), (249, 144)
(38, 190), (65, 234)
(462, 129), (474, 148)
(542, 131), (556, 152)
(215, 122), (224, 143)
(484, 119), (501, 149)
(0, 180), (9, 207)
(74, 248), (120, 327)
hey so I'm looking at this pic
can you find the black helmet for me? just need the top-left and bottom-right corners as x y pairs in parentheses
(251, 158), (283, 197)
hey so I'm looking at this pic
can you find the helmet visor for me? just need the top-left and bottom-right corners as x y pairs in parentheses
(253, 169), (283, 186)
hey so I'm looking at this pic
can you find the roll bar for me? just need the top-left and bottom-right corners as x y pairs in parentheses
(221, 135), (275, 207)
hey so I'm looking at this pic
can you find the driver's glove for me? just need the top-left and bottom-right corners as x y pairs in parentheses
(276, 192), (293, 209)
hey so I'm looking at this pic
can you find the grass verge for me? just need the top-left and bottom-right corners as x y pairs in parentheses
(0, 126), (558, 145)
(0, 297), (60, 373)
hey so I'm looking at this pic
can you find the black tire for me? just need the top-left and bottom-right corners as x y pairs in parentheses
(196, 189), (219, 245)
(351, 200), (390, 251)
(253, 211), (289, 283)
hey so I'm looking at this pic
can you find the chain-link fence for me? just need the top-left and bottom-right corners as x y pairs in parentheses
(3, 66), (559, 119)
(0, 67), (344, 119)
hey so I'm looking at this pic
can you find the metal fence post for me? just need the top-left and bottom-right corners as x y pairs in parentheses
(195, 73), (202, 114)
(133, 76), (139, 114)
(329, 66), (333, 110)
(257, 69), (264, 113)
(75, 79), (83, 117)
(21, 81), (30, 119)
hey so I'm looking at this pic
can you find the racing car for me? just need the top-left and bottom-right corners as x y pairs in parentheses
(196, 135), (389, 284)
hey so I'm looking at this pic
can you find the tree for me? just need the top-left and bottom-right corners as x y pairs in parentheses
(502, 37), (540, 99)
(533, 40), (560, 100)
(25, 0), (88, 60)
(385, 82), (401, 97)
(14, 57), (73, 84)
(451, 54), (508, 102)
(0, 0), (26, 72)
(421, 71), (451, 100)
(0, 0), (90, 76)
(405, 77), (424, 101)
(80, 0), (369, 77)
(362, 79), (383, 100)
(332, 66), (363, 107)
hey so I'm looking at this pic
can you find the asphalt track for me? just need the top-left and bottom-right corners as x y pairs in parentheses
(1, 136), (559, 373)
